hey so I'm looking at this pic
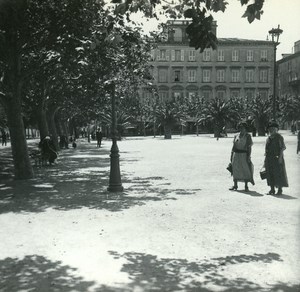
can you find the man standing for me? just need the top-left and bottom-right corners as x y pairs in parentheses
(96, 128), (103, 148)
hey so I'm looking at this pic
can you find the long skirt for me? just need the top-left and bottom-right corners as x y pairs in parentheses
(232, 152), (254, 185)
(265, 157), (288, 188)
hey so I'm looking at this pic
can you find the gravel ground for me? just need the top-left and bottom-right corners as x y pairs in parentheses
(0, 131), (299, 292)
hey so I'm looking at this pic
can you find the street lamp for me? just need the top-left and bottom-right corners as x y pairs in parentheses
(269, 25), (283, 120)
(106, 81), (124, 192)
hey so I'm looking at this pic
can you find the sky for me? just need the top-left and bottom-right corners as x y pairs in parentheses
(134, 0), (300, 60)
(213, 0), (300, 59)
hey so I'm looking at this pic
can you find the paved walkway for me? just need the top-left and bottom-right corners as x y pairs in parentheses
(0, 132), (299, 291)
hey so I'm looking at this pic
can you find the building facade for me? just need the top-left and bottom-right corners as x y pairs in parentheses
(145, 20), (275, 102)
(277, 40), (300, 98)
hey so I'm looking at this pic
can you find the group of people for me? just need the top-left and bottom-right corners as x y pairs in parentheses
(229, 121), (289, 195)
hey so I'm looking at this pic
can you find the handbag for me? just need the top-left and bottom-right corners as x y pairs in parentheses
(226, 162), (233, 174)
(260, 167), (267, 180)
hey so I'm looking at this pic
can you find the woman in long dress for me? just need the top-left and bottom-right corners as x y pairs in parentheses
(265, 121), (288, 195)
(230, 122), (254, 191)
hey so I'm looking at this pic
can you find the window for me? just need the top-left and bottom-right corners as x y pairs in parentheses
(232, 50), (239, 61)
(217, 50), (225, 61)
(159, 49), (166, 60)
(188, 92), (196, 102)
(246, 50), (254, 61)
(173, 28), (183, 42)
(188, 69), (196, 82)
(203, 50), (211, 61)
(158, 68), (168, 82)
(231, 69), (240, 82)
(260, 50), (268, 61)
(173, 50), (184, 61)
(203, 69), (211, 82)
(189, 50), (196, 61)
(245, 89), (255, 100)
(217, 90), (226, 99)
(173, 91), (182, 100)
(245, 69), (254, 82)
(259, 89), (268, 99)
(150, 50), (155, 61)
(230, 89), (240, 98)
(173, 69), (183, 82)
(159, 91), (168, 101)
(202, 89), (212, 99)
(259, 69), (268, 82)
(217, 69), (225, 82)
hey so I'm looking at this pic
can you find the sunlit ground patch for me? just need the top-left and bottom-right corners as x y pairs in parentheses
(72, 167), (108, 174)
(0, 186), (12, 190)
(33, 184), (54, 188)
(68, 154), (107, 158)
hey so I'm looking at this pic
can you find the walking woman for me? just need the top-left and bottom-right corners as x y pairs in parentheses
(229, 122), (255, 191)
(265, 121), (288, 195)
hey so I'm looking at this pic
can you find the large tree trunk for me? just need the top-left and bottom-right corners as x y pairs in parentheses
(6, 99), (33, 179)
(256, 118), (266, 136)
(214, 125), (221, 138)
(36, 107), (49, 140)
(3, 11), (33, 180)
(164, 125), (172, 139)
(47, 107), (59, 151)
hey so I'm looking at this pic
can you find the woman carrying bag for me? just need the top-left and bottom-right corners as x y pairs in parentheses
(264, 121), (288, 195)
(229, 122), (255, 192)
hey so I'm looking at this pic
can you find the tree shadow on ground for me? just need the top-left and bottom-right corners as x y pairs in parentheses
(0, 255), (95, 292)
(0, 252), (298, 292)
(99, 251), (299, 292)
(0, 143), (201, 214)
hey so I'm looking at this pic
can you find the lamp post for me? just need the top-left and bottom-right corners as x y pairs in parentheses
(107, 81), (124, 192)
(269, 25), (283, 120)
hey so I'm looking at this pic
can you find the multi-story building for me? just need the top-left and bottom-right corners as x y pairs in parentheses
(277, 40), (300, 98)
(145, 20), (275, 102)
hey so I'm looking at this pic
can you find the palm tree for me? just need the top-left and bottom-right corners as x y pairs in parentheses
(247, 94), (272, 136)
(279, 95), (300, 128)
(198, 97), (240, 138)
(155, 100), (186, 139)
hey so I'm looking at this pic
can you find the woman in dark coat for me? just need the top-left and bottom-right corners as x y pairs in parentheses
(264, 121), (288, 195)
(39, 136), (58, 165)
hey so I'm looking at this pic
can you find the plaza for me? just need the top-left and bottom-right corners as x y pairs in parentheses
(0, 132), (299, 291)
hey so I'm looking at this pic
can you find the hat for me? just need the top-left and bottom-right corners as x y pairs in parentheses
(267, 121), (279, 129)
(44, 136), (50, 140)
(238, 121), (248, 129)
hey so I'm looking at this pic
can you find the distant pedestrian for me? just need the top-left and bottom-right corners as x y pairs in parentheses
(229, 122), (254, 192)
(251, 119), (257, 137)
(264, 121), (288, 195)
(96, 128), (103, 147)
(297, 130), (300, 154)
(1, 130), (7, 146)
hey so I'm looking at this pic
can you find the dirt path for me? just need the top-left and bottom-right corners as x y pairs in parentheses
(0, 133), (299, 291)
